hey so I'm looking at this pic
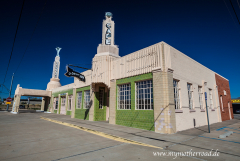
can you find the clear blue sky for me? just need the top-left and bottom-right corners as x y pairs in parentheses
(0, 0), (239, 99)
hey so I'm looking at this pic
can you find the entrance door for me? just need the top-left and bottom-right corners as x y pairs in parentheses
(60, 97), (66, 114)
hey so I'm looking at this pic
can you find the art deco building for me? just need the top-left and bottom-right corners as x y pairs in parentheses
(15, 12), (233, 133)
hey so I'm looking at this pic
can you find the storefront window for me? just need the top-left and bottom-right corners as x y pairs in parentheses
(84, 90), (90, 109)
(77, 92), (82, 109)
(136, 80), (153, 110)
(118, 84), (131, 109)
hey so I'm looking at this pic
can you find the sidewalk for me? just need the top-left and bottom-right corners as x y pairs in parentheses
(42, 113), (240, 160)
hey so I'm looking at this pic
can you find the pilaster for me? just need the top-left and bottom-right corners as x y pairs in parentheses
(71, 88), (76, 118)
(153, 68), (176, 134)
(65, 93), (69, 115)
(109, 79), (116, 124)
(58, 94), (60, 114)
(41, 97), (45, 111)
(89, 85), (95, 121)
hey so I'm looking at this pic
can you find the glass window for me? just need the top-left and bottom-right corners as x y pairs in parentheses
(198, 86), (203, 109)
(136, 80), (153, 110)
(55, 98), (58, 109)
(173, 80), (180, 109)
(77, 92), (82, 109)
(61, 98), (66, 106)
(187, 83), (193, 109)
(209, 89), (213, 109)
(68, 95), (72, 110)
(84, 90), (90, 109)
(220, 95), (224, 111)
(118, 84), (131, 109)
(99, 89), (104, 109)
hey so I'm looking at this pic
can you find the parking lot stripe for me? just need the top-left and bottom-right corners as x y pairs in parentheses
(40, 117), (163, 149)
(199, 136), (240, 144)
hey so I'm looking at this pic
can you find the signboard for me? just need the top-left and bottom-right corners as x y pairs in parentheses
(64, 66), (85, 82)
(6, 102), (11, 104)
(205, 92), (207, 100)
(232, 99), (240, 103)
(6, 97), (12, 102)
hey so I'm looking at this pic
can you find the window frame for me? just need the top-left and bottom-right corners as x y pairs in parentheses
(117, 83), (131, 110)
(84, 90), (91, 109)
(173, 79), (180, 109)
(220, 95), (224, 111)
(61, 97), (66, 106)
(68, 95), (72, 110)
(76, 91), (82, 109)
(55, 98), (58, 109)
(198, 86), (203, 109)
(135, 79), (153, 110)
(209, 89), (213, 109)
(187, 83), (193, 109)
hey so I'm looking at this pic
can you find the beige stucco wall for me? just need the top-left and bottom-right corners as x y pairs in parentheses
(168, 43), (221, 132)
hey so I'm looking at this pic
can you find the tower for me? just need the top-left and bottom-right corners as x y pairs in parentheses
(95, 12), (119, 57)
(46, 47), (62, 91)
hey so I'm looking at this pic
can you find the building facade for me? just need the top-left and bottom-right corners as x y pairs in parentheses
(44, 13), (233, 133)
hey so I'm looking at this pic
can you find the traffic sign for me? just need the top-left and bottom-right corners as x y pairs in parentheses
(6, 102), (11, 104)
(6, 97), (12, 102)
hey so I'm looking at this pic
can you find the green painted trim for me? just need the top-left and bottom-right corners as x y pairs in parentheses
(52, 88), (73, 97)
(66, 111), (71, 115)
(115, 73), (155, 131)
(74, 86), (90, 120)
(54, 110), (57, 113)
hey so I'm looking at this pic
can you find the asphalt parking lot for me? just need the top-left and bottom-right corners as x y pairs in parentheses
(0, 111), (240, 161)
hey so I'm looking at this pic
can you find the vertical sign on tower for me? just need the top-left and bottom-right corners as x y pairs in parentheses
(105, 12), (113, 45)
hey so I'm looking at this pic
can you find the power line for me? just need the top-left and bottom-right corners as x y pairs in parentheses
(237, 0), (240, 9)
(223, 0), (240, 34)
(229, 0), (240, 25)
(1, 0), (25, 92)
(15, 0), (48, 74)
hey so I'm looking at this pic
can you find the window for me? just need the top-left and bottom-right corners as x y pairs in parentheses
(77, 92), (82, 109)
(187, 83), (193, 109)
(136, 80), (153, 110)
(68, 95), (72, 110)
(61, 98), (66, 106)
(55, 98), (58, 109)
(220, 95), (224, 111)
(173, 80), (180, 109)
(84, 90), (90, 109)
(99, 89), (104, 109)
(209, 89), (213, 109)
(118, 84), (131, 109)
(198, 86), (203, 109)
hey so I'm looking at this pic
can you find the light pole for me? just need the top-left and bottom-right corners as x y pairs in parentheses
(205, 92), (210, 133)
(6, 73), (14, 111)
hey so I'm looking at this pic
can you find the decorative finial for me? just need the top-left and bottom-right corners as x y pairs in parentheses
(105, 12), (112, 18)
(55, 47), (62, 56)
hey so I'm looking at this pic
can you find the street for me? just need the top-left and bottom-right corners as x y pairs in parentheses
(0, 111), (240, 161)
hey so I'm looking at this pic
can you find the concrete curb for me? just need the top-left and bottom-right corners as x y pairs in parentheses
(44, 111), (52, 113)
(36, 110), (44, 112)
(10, 111), (19, 114)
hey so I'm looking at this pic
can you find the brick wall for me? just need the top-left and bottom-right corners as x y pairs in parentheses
(215, 74), (233, 121)
(116, 73), (155, 131)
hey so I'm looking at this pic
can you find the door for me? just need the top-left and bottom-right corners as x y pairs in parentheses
(60, 97), (66, 114)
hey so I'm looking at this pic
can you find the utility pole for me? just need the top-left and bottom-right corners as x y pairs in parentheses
(6, 73), (14, 111)
(205, 92), (210, 133)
